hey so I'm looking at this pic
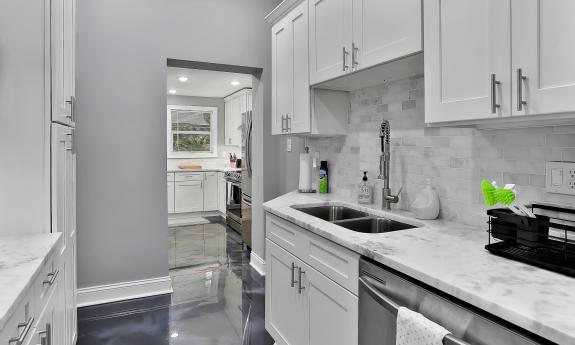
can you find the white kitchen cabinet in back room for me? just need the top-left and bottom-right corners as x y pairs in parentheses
(203, 172), (218, 211)
(225, 89), (251, 146)
(424, 0), (511, 123)
(218, 172), (226, 214)
(511, 0), (575, 117)
(175, 180), (204, 213)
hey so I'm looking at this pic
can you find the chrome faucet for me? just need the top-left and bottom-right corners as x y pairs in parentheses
(378, 120), (401, 210)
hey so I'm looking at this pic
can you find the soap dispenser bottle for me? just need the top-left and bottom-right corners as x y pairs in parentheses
(358, 171), (372, 204)
(410, 178), (440, 220)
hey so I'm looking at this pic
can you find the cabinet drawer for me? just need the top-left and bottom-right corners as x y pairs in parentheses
(266, 213), (359, 295)
(175, 172), (203, 182)
(0, 290), (35, 345)
(167, 173), (174, 182)
(35, 252), (61, 306)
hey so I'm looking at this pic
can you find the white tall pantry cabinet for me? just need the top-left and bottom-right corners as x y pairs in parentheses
(0, 0), (77, 343)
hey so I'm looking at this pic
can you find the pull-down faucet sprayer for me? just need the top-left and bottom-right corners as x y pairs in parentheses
(378, 120), (401, 210)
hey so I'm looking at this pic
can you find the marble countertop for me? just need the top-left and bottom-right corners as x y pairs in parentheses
(167, 167), (241, 173)
(263, 192), (575, 345)
(0, 233), (61, 331)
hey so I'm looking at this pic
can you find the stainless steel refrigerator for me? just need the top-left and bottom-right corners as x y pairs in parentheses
(241, 109), (252, 248)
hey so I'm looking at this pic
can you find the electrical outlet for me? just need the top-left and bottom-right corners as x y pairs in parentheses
(546, 161), (575, 195)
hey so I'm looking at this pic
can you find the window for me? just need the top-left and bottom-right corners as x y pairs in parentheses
(167, 105), (218, 158)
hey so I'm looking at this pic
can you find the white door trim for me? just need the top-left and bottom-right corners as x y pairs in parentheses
(77, 276), (173, 307)
(250, 252), (266, 276)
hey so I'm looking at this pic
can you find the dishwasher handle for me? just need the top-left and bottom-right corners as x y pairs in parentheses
(359, 276), (470, 345)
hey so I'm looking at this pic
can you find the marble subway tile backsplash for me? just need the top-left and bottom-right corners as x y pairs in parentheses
(307, 76), (575, 228)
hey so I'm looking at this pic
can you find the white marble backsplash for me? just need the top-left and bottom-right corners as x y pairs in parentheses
(306, 76), (575, 228)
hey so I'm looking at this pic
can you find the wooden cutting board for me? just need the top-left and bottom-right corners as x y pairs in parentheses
(177, 163), (203, 170)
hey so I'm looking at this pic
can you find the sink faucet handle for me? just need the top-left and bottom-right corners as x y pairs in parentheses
(394, 186), (403, 197)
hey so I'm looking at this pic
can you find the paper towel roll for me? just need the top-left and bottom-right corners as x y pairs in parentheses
(299, 152), (312, 191)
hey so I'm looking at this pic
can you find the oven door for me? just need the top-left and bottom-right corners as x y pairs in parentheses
(226, 180), (242, 233)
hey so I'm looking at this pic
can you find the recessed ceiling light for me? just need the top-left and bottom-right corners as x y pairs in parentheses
(168, 89), (177, 94)
(177, 76), (188, 82)
(230, 81), (241, 86)
(170, 332), (179, 338)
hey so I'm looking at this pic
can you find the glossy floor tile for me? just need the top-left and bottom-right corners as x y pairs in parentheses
(78, 218), (273, 345)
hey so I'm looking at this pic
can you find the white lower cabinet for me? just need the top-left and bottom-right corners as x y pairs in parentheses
(265, 213), (359, 345)
(174, 180), (204, 213)
(167, 181), (175, 214)
(35, 278), (64, 345)
(203, 172), (218, 211)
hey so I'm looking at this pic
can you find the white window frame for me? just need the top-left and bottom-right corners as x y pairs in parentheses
(167, 105), (218, 158)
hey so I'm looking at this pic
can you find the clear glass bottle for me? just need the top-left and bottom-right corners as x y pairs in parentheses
(358, 171), (372, 204)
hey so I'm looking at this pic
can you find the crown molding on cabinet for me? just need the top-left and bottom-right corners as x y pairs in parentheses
(265, 0), (304, 24)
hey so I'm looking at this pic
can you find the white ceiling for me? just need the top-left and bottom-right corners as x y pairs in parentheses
(166, 67), (253, 98)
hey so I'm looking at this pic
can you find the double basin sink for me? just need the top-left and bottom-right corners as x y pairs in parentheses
(291, 205), (418, 234)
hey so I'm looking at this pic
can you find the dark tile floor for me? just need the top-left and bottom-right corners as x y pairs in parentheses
(77, 217), (274, 345)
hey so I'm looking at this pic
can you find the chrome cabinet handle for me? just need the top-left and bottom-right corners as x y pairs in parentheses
(66, 96), (75, 122)
(8, 317), (34, 344)
(281, 115), (286, 133)
(290, 262), (298, 287)
(298, 267), (305, 294)
(517, 68), (527, 111)
(286, 115), (291, 133)
(342, 47), (349, 71)
(352, 43), (359, 68)
(43, 270), (58, 286)
(38, 323), (51, 345)
(491, 74), (501, 114)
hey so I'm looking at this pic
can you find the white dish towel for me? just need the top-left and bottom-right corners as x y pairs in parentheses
(396, 307), (451, 345)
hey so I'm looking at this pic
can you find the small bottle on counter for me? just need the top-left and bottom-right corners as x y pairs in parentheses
(319, 161), (329, 194)
(357, 171), (372, 204)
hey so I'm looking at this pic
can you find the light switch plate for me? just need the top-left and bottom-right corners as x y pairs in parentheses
(546, 161), (575, 195)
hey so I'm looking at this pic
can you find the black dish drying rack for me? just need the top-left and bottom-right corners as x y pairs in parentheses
(486, 203), (575, 277)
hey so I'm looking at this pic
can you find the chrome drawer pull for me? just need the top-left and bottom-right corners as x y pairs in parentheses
(8, 317), (34, 344)
(43, 270), (58, 286)
(490, 74), (501, 114)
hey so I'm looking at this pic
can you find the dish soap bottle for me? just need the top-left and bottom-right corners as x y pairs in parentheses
(410, 178), (440, 220)
(319, 161), (329, 194)
(358, 171), (372, 204)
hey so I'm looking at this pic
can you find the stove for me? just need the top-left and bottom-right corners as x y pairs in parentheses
(224, 171), (243, 234)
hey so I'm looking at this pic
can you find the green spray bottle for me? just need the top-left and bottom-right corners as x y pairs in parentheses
(319, 161), (329, 194)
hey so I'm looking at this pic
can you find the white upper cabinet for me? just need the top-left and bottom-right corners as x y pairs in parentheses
(424, 0), (511, 123)
(272, 1), (311, 135)
(352, 0), (421, 71)
(511, 0), (575, 117)
(309, 0), (353, 85)
(51, 0), (76, 126)
(225, 89), (251, 146)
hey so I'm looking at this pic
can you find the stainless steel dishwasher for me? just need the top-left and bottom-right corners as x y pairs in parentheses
(359, 258), (550, 345)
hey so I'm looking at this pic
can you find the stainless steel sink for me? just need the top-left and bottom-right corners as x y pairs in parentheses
(335, 217), (417, 233)
(292, 205), (368, 222)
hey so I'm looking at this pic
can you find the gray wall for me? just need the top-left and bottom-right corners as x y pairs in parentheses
(76, 0), (281, 288)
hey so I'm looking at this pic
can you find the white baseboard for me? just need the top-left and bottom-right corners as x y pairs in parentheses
(250, 252), (266, 276)
(77, 276), (173, 308)
(168, 212), (223, 227)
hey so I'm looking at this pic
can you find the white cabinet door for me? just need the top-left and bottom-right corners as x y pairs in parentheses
(52, 124), (74, 255)
(64, 237), (77, 345)
(271, 14), (293, 135)
(289, 1), (311, 134)
(225, 95), (243, 146)
(167, 181), (175, 214)
(272, 1), (311, 135)
(309, 0), (353, 85)
(51, 0), (75, 126)
(218, 173), (226, 214)
(424, 0), (511, 123)
(511, 0), (575, 117)
(203, 172), (218, 211)
(175, 180), (204, 213)
(303, 260), (358, 345)
(352, 0), (421, 71)
(35, 277), (65, 345)
(266, 240), (308, 345)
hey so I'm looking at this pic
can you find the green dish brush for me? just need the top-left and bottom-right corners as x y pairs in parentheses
(480, 179), (535, 218)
